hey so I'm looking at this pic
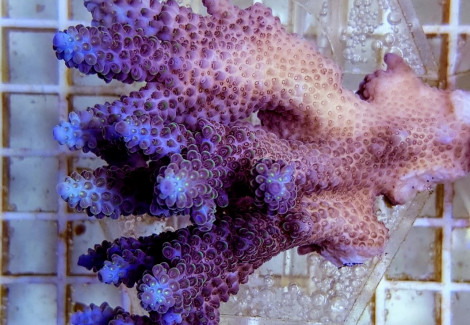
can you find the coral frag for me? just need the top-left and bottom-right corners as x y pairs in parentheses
(53, 0), (470, 324)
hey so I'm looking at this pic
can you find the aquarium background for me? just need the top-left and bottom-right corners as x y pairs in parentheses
(1, 0), (470, 324)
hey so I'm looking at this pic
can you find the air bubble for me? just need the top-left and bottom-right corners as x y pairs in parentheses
(384, 33), (395, 46)
(387, 12), (402, 25)
(371, 40), (383, 51)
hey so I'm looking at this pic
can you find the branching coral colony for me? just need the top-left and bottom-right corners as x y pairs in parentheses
(53, 0), (470, 324)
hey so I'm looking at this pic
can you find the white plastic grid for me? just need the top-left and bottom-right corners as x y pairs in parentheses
(0, 0), (469, 324)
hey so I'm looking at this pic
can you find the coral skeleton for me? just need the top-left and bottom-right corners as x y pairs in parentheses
(53, 0), (470, 324)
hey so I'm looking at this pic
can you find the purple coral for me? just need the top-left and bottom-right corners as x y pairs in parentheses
(74, 209), (313, 324)
(53, 0), (470, 324)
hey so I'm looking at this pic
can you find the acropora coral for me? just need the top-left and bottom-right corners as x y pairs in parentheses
(53, 0), (470, 324)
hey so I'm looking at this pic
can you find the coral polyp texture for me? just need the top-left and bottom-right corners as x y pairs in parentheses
(53, 0), (470, 324)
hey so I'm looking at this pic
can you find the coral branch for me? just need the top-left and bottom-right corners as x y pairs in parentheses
(74, 209), (312, 324)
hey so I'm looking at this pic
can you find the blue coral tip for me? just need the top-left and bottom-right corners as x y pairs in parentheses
(163, 311), (183, 325)
(98, 256), (130, 285)
(77, 253), (100, 270)
(99, 264), (121, 285)
(53, 31), (74, 60)
(53, 123), (69, 144)
(52, 31), (68, 49)
(70, 303), (114, 325)
(53, 119), (85, 149)
(57, 182), (75, 202)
